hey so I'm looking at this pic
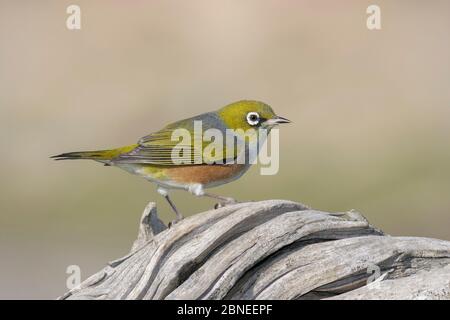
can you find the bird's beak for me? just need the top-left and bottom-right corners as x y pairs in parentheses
(264, 116), (291, 126)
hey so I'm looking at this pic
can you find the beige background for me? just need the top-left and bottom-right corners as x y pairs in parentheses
(1, 0), (449, 298)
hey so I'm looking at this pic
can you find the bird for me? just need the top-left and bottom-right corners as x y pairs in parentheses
(52, 100), (290, 224)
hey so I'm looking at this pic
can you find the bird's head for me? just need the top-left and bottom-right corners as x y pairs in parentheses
(217, 100), (290, 132)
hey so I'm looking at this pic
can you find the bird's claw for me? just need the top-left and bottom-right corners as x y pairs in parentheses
(168, 218), (183, 228)
(214, 198), (238, 209)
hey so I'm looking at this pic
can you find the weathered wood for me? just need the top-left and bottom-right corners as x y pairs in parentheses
(59, 200), (450, 300)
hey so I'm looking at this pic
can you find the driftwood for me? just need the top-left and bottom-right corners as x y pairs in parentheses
(59, 200), (450, 300)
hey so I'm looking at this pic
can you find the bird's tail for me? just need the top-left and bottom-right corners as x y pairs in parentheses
(51, 145), (137, 162)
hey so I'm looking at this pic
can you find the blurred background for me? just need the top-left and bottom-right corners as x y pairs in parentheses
(1, 0), (449, 299)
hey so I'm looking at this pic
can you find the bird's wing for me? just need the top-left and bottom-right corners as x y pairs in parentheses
(113, 113), (241, 165)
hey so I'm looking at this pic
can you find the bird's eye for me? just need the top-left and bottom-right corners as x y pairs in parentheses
(246, 112), (260, 126)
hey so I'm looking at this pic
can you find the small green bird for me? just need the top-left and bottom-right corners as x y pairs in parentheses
(52, 100), (290, 223)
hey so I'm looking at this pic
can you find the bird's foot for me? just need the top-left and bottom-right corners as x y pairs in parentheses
(168, 217), (183, 228)
(214, 197), (238, 209)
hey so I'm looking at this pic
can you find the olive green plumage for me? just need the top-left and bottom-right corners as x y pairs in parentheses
(52, 100), (290, 223)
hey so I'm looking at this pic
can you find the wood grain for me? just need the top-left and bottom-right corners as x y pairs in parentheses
(59, 200), (450, 300)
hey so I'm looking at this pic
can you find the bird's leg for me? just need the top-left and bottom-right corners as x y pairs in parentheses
(187, 184), (238, 208)
(203, 192), (237, 205)
(164, 194), (183, 222)
(157, 187), (183, 227)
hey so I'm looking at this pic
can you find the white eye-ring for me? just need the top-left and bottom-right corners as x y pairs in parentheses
(246, 112), (260, 126)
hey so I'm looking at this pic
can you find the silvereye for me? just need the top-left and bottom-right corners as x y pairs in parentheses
(52, 100), (290, 222)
